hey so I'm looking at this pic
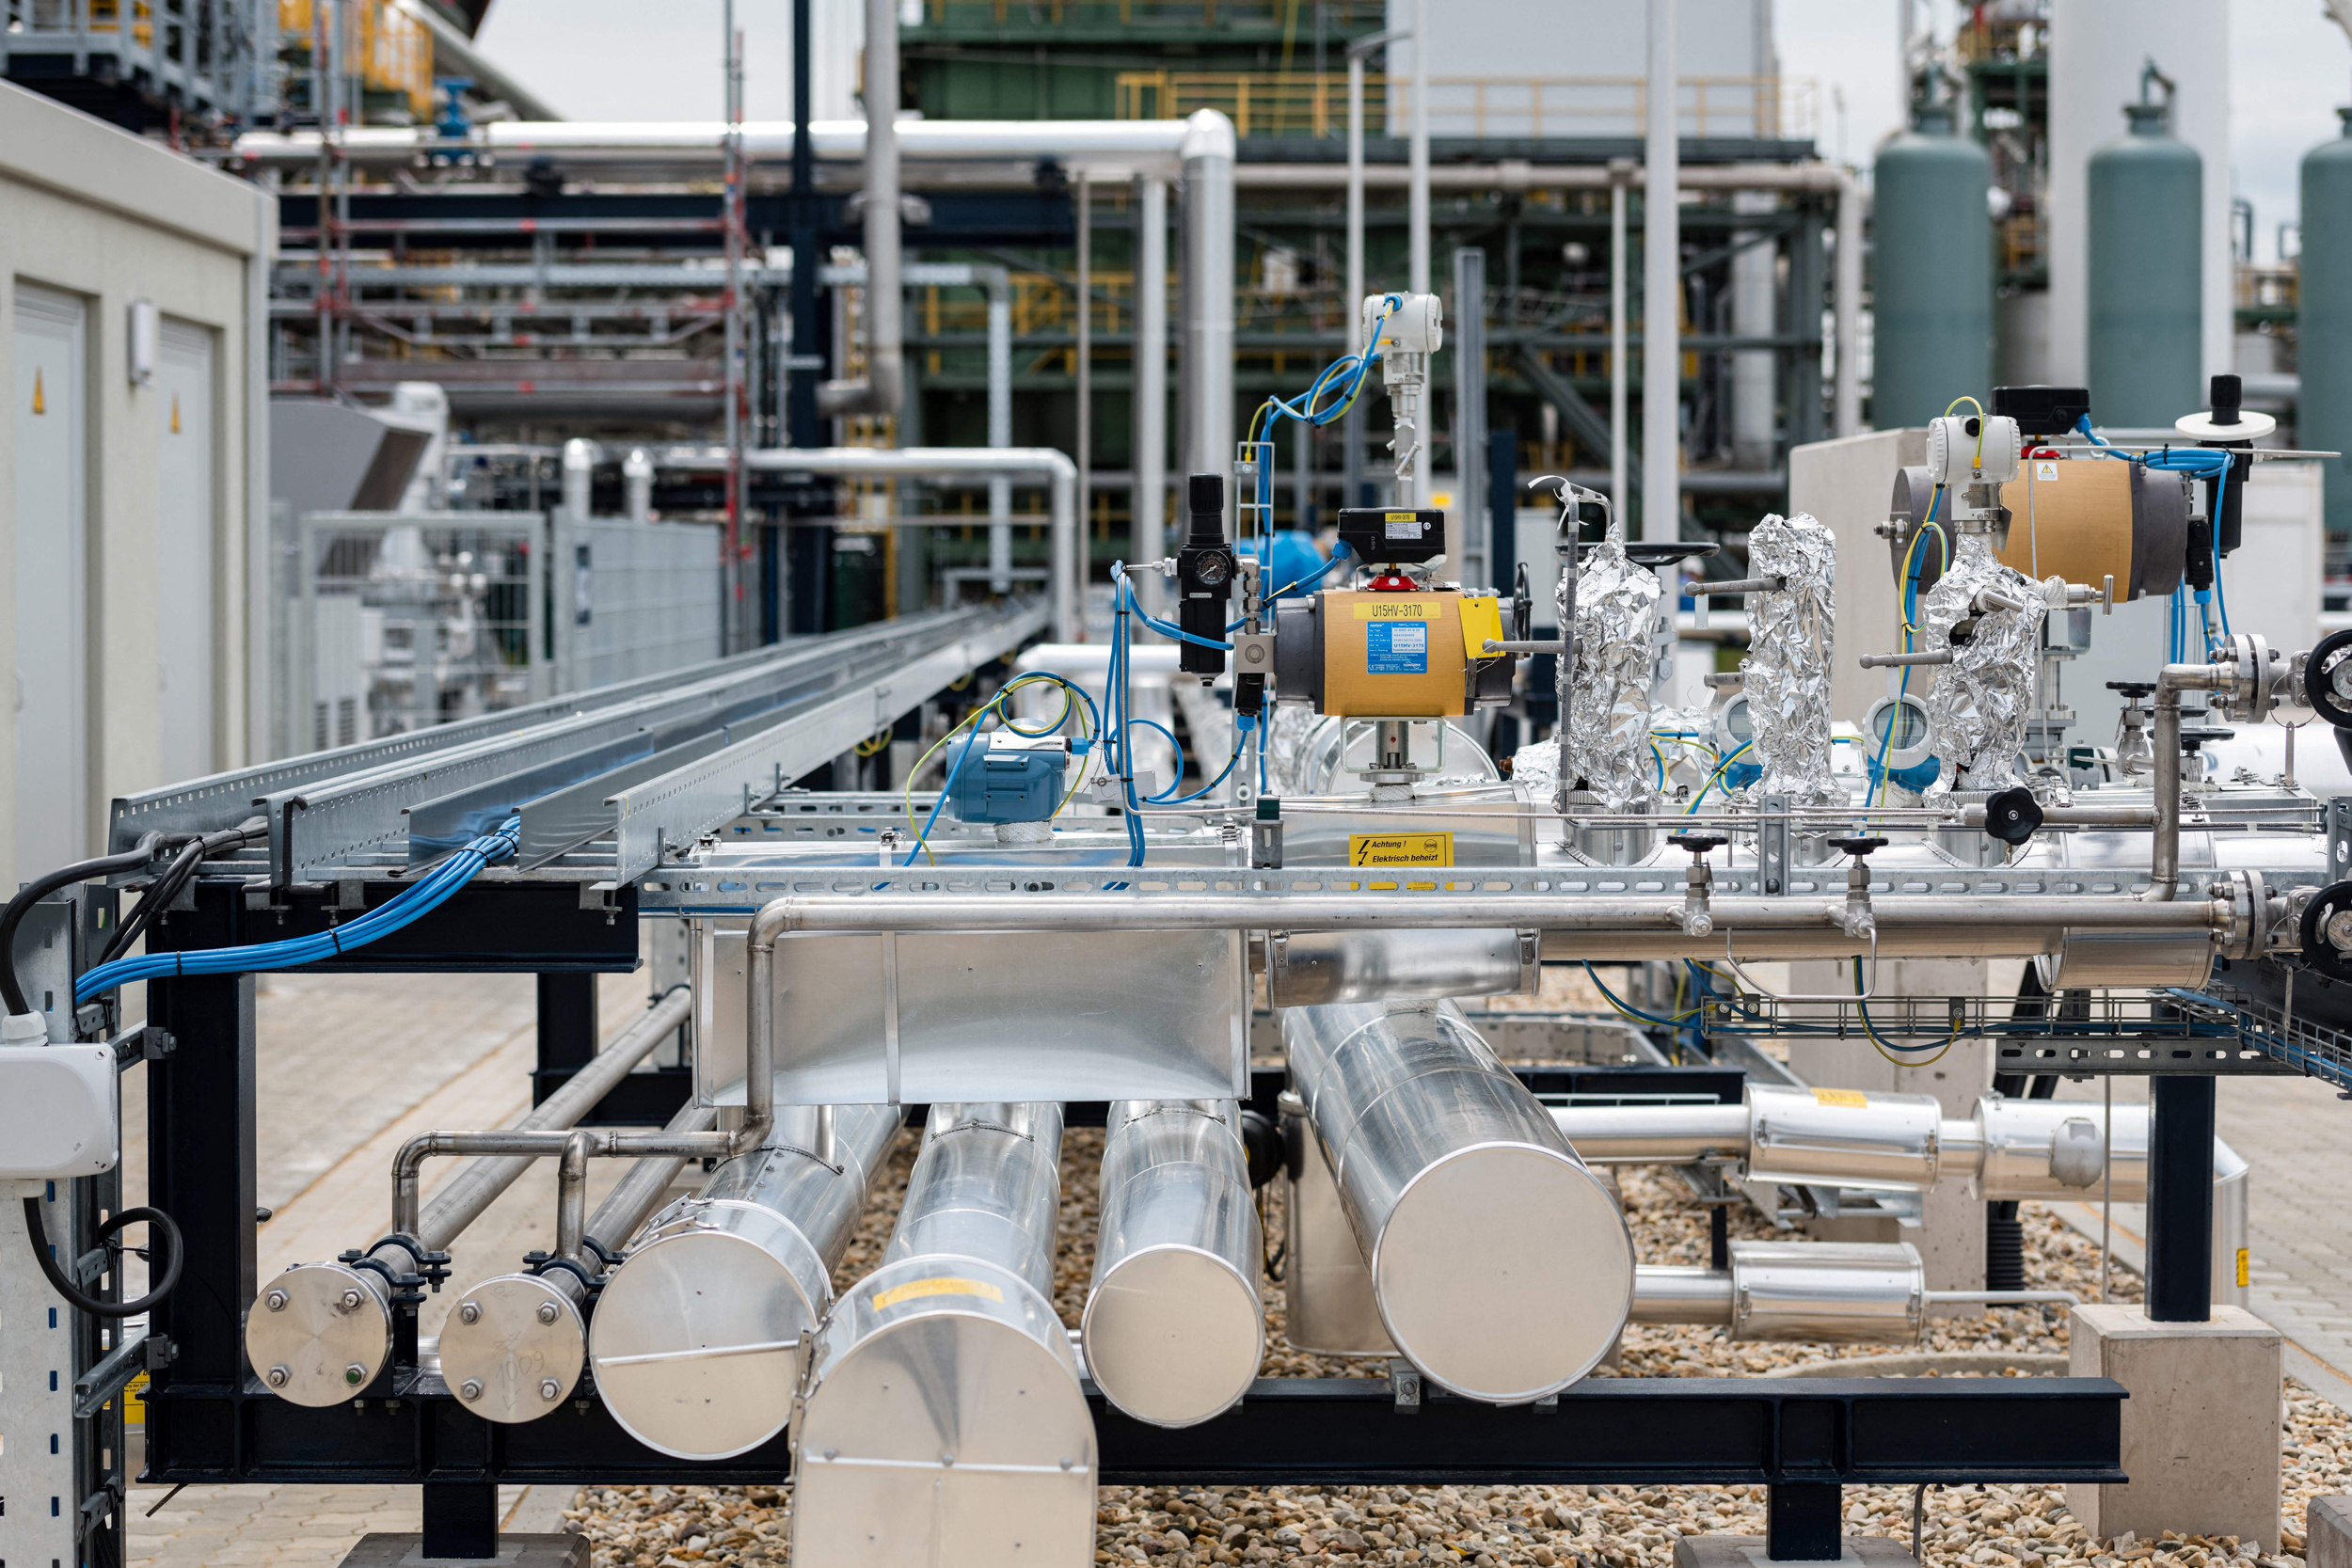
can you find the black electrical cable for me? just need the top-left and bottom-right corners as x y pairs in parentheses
(96, 822), (265, 970)
(0, 832), (166, 1017)
(22, 1198), (183, 1319)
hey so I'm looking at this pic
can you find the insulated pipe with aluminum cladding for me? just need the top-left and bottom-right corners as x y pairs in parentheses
(1084, 1101), (1263, 1428)
(792, 1104), (1096, 1567)
(439, 1101), (718, 1426)
(586, 1102), (902, 1461)
(816, 0), (902, 418)
(1284, 1001), (1634, 1402)
(243, 986), (691, 1408)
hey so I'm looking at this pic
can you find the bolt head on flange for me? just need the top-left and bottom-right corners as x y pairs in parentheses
(265, 1365), (291, 1387)
(540, 1379), (562, 1401)
(459, 1378), (485, 1401)
(458, 1301), (482, 1325)
(536, 1301), (561, 1324)
(265, 1290), (289, 1312)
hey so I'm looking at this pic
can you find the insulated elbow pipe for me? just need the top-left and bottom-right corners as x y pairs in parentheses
(1084, 1101), (1264, 1428)
(817, 0), (903, 419)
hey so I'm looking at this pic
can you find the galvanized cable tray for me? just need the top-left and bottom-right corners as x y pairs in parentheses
(1698, 985), (2348, 1086)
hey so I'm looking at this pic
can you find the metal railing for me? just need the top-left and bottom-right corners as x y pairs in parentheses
(2, 0), (262, 119)
(1114, 71), (1815, 141)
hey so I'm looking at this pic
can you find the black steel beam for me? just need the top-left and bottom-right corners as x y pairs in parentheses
(160, 879), (641, 974)
(274, 191), (1073, 251)
(144, 1375), (2123, 1489)
(1767, 1483), (1842, 1560)
(532, 974), (600, 1110)
(423, 1481), (500, 1560)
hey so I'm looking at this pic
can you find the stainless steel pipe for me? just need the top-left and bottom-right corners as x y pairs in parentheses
(1549, 1102), (1751, 1165)
(439, 1101), (718, 1425)
(767, 889), (2221, 942)
(1284, 1001), (1634, 1402)
(586, 1102), (901, 1461)
(244, 987), (694, 1409)
(793, 1104), (1095, 1568)
(1083, 1101), (1263, 1428)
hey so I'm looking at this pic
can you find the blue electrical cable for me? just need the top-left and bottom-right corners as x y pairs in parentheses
(74, 816), (523, 1004)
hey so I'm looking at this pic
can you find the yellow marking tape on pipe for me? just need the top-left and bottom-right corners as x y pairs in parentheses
(871, 1276), (1005, 1310)
(1811, 1087), (1868, 1109)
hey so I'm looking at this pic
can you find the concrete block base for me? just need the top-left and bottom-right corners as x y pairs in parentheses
(337, 1533), (588, 1568)
(2063, 1304), (2281, 1550)
(1674, 1533), (1917, 1568)
(2309, 1496), (2352, 1568)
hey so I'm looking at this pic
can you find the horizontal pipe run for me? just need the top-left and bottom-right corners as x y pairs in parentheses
(413, 987), (691, 1253)
(768, 891), (2220, 945)
(1629, 1266), (1736, 1325)
(1552, 1103), (1750, 1164)
(650, 445), (1080, 641)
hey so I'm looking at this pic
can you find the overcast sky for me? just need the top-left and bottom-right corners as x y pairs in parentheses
(476, 0), (2352, 263)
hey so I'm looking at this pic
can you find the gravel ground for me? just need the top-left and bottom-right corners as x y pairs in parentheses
(571, 1132), (2345, 1568)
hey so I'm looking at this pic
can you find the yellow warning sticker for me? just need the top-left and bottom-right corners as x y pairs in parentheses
(1811, 1087), (1868, 1109)
(1349, 832), (1454, 868)
(871, 1275), (1004, 1311)
(2237, 1248), (2250, 1290)
(1355, 596), (1440, 621)
(123, 1370), (149, 1423)
(1385, 511), (1418, 522)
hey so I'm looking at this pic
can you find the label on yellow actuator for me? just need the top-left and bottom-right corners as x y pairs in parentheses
(1348, 832), (1454, 868)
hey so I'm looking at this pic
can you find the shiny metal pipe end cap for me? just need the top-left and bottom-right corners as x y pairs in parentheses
(244, 1261), (391, 1408)
(794, 1259), (1094, 1568)
(1371, 1144), (1635, 1403)
(587, 1222), (829, 1461)
(437, 1275), (584, 1424)
(1082, 1243), (1264, 1428)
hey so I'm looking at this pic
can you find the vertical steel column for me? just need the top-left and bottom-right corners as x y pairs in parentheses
(1453, 246), (1488, 587)
(1787, 201), (1826, 451)
(1133, 175), (1169, 610)
(1344, 42), (1371, 507)
(532, 973), (600, 1108)
(2146, 1074), (2217, 1322)
(421, 1481), (499, 1560)
(1766, 1483), (1843, 1560)
(145, 886), (258, 1403)
(1641, 0), (1679, 545)
(1076, 174), (1092, 592)
(787, 0), (828, 636)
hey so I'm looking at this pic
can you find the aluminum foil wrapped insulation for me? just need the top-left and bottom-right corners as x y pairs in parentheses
(1559, 536), (1661, 811)
(1916, 531), (2052, 793)
(1740, 512), (1842, 806)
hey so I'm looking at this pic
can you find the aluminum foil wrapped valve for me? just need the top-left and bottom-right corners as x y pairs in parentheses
(1917, 531), (2058, 794)
(1740, 512), (1841, 806)
(1560, 533), (1661, 811)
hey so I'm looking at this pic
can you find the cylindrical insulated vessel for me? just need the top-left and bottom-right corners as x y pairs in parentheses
(1282, 1000), (1635, 1402)
(1868, 103), (1994, 429)
(1083, 1101), (1263, 1427)
(2089, 100), (2202, 428)
(586, 1102), (901, 1461)
(793, 1103), (1095, 1568)
(2302, 110), (2352, 545)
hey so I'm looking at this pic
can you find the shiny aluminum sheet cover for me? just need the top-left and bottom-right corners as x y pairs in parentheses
(1741, 512), (1841, 806)
(1917, 531), (2053, 793)
(707, 926), (1248, 1105)
(1561, 535), (1661, 811)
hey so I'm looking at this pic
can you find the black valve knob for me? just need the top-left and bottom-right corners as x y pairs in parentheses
(1982, 787), (2043, 847)
(1828, 835), (1888, 859)
(2106, 681), (2156, 701)
(1668, 833), (1727, 856)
